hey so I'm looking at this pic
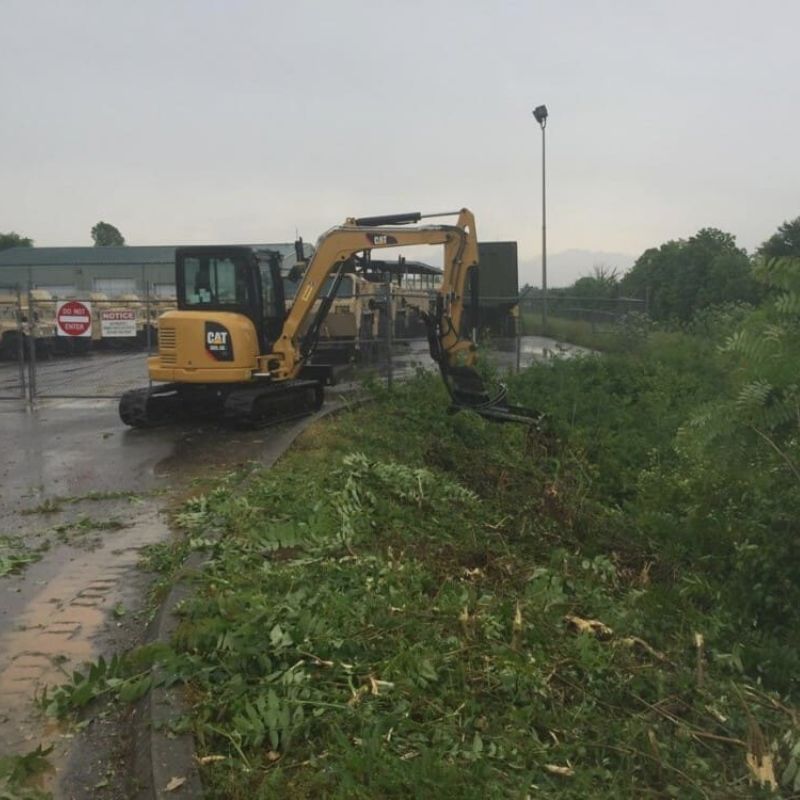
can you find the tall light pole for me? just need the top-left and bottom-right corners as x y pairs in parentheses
(532, 104), (548, 330)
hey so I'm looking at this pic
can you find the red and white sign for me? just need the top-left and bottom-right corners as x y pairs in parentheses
(56, 300), (92, 337)
(101, 309), (136, 338)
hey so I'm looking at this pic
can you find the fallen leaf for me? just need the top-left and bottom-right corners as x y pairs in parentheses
(544, 763), (574, 777)
(511, 601), (524, 650)
(463, 567), (484, 579)
(348, 685), (368, 706)
(195, 755), (225, 765)
(165, 776), (186, 792)
(705, 704), (728, 724)
(694, 632), (705, 688)
(619, 636), (667, 662)
(564, 614), (613, 639)
(746, 752), (777, 790)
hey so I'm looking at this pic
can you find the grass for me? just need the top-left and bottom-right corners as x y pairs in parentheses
(521, 314), (619, 351)
(20, 490), (147, 516)
(0, 534), (45, 577)
(42, 343), (800, 797)
(521, 313), (687, 356)
(0, 745), (52, 799)
(123, 366), (794, 798)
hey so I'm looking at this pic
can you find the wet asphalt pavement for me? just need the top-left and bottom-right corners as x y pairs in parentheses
(0, 398), (319, 796)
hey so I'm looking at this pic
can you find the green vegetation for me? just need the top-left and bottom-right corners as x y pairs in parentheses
(44, 255), (800, 797)
(521, 314), (610, 350)
(0, 535), (43, 577)
(758, 216), (800, 259)
(520, 313), (633, 352)
(0, 745), (52, 799)
(48, 302), (794, 796)
(21, 489), (145, 515)
(53, 516), (127, 535)
(621, 227), (758, 321)
(90, 220), (125, 247)
(39, 652), (159, 717)
(529, 216), (800, 329)
(520, 310), (685, 357)
(173, 256), (799, 796)
(0, 231), (33, 252)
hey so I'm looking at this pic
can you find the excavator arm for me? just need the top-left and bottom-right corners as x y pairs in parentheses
(263, 209), (478, 380)
(266, 209), (537, 423)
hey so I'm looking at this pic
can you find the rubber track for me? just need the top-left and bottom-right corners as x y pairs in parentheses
(222, 380), (324, 428)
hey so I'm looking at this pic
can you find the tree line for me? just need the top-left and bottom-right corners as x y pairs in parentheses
(0, 221), (125, 252)
(532, 215), (800, 322)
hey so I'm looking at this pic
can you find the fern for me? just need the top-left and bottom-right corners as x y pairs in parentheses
(332, 452), (477, 545)
(735, 379), (773, 411)
(774, 291), (800, 316)
(722, 329), (772, 361)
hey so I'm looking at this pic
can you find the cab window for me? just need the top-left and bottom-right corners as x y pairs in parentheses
(181, 256), (251, 307)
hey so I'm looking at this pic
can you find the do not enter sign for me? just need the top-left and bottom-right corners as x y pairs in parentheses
(56, 300), (92, 337)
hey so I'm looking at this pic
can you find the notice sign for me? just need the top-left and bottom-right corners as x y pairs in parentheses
(101, 309), (137, 338)
(56, 300), (92, 337)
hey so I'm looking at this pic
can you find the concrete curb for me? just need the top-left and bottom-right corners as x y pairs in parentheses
(132, 396), (365, 798)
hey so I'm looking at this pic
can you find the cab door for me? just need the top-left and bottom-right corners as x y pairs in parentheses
(256, 252), (286, 353)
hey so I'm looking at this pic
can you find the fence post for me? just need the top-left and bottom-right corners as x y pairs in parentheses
(515, 306), (522, 374)
(384, 271), (393, 391)
(26, 274), (37, 405)
(15, 286), (27, 399)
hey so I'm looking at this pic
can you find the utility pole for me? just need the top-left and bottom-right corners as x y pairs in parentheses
(533, 104), (548, 330)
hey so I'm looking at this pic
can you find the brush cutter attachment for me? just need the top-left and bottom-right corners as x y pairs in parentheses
(440, 364), (542, 424)
(424, 313), (541, 425)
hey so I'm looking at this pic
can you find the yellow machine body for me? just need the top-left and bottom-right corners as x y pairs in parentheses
(120, 208), (537, 428)
(149, 310), (260, 384)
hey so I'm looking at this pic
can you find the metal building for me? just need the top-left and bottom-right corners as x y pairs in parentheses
(0, 243), (313, 298)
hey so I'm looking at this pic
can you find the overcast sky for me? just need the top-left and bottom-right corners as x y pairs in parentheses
(1, 0), (798, 286)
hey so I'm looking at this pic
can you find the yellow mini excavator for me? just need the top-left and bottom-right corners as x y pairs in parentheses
(119, 209), (536, 427)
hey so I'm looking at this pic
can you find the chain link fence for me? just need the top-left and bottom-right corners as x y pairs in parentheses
(0, 270), (645, 405)
(0, 272), (442, 402)
(518, 294), (647, 347)
(26, 295), (162, 399)
(0, 286), (27, 399)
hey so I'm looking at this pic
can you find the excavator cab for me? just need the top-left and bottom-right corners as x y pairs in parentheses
(175, 246), (286, 355)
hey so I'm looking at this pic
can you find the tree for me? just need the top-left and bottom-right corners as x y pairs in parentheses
(91, 221), (125, 247)
(621, 228), (758, 321)
(571, 265), (620, 299)
(758, 216), (800, 259)
(0, 231), (33, 251)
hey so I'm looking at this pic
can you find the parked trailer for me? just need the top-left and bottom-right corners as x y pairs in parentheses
(0, 290), (59, 359)
(285, 261), (442, 364)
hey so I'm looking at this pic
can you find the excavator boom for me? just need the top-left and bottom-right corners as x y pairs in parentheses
(265, 209), (477, 381)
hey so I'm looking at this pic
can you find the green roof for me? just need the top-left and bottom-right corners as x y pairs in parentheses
(0, 243), (311, 268)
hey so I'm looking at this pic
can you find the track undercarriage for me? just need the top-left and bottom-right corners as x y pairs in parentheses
(119, 379), (324, 429)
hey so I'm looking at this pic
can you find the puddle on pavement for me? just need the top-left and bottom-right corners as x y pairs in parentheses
(0, 507), (170, 793)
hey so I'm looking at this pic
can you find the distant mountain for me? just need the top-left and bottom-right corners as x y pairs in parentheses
(519, 249), (636, 289)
